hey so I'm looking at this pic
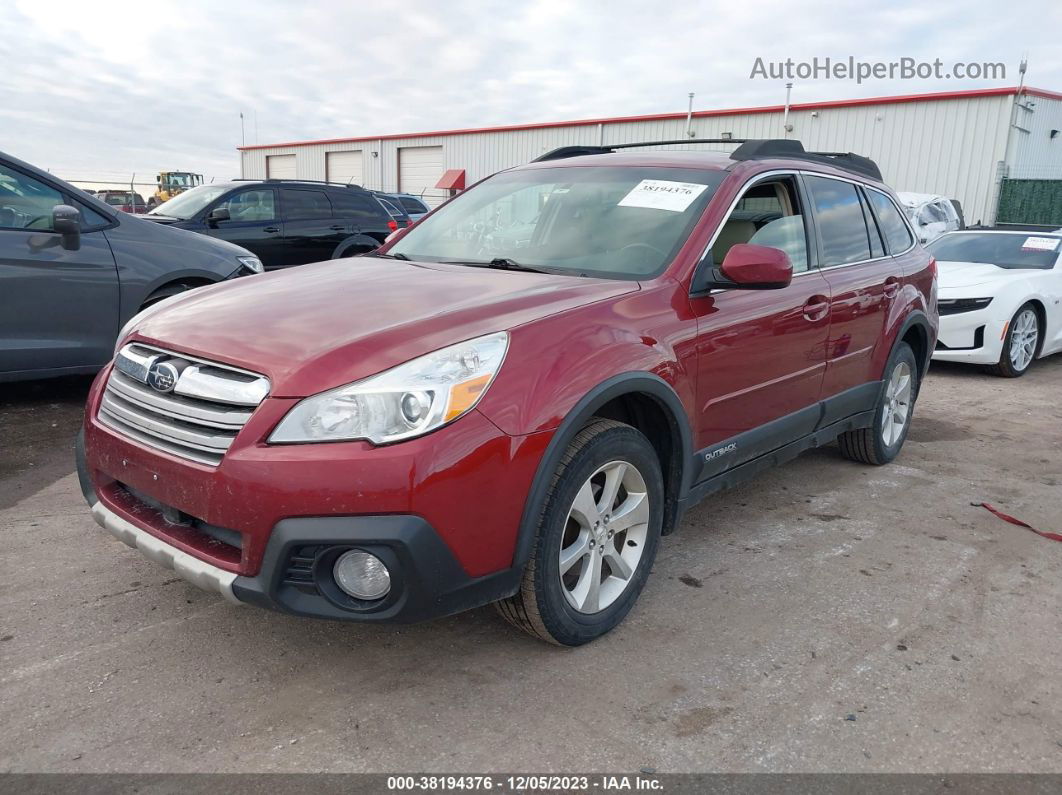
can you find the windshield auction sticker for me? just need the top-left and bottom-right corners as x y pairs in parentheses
(1020, 236), (1060, 252)
(618, 179), (708, 212)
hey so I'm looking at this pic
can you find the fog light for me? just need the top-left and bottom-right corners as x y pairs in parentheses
(333, 550), (391, 600)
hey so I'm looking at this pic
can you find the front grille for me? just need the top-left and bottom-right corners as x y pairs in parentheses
(99, 344), (270, 466)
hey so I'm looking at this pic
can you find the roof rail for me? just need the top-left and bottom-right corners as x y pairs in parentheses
(533, 139), (749, 162)
(231, 178), (366, 189)
(532, 138), (883, 181)
(730, 139), (882, 181)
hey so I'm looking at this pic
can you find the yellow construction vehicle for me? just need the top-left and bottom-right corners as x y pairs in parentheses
(150, 172), (204, 207)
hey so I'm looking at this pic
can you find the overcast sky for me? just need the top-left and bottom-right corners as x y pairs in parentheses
(2, 0), (1059, 189)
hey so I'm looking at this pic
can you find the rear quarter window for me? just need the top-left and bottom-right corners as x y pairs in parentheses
(866, 190), (914, 254)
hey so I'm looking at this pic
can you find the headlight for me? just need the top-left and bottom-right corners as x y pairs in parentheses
(269, 331), (509, 445)
(938, 297), (992, 315)
(237, 255), (264, 274)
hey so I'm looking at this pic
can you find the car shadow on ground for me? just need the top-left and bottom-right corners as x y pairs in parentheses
(0, 374), (94, 510)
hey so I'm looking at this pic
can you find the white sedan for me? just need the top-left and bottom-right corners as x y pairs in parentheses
(928, 230), (1062, 377)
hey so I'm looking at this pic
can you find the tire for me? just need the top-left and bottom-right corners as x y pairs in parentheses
(139, 282), (199, 311)
(496, 418), (664, 646)
(986, 303), (1041, 378)
(838, 341), (919, 466)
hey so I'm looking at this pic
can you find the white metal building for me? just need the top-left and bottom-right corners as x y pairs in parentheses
(239, 86), (1062, 226)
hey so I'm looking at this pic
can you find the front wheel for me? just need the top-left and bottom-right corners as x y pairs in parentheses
(838, 341), (919, 466)
(496, 419), (664, 646)
(987, 303), (1040, 378)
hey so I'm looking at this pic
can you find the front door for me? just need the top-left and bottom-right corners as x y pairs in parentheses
(690, 174), (831, 479)
(0, 161), (119, 377)
(201, 188), (285, 269)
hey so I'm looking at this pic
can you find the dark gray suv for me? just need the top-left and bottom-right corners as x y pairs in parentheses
(0, 151), (263, 383)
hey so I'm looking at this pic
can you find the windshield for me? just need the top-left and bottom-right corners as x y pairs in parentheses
(927, 233), (1060, 270)
(148, 184), (230, 219)
(387, 166), (725, 279)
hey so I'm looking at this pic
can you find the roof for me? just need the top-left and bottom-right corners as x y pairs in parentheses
(238, 86), (1062, 152)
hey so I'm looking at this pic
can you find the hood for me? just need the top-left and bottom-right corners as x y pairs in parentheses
(936, 260), (1008, 290)
(131, 257), (637, 397)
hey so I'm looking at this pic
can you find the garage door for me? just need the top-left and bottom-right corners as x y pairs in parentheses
(398, 146), (444, 206)
(266, 154), (296, 179)
(326, 150), (363, 186)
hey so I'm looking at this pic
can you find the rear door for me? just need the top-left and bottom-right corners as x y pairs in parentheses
(805, 174), (900, 402)
(331, 190), (394, 247)
(201, 187), (284, 269)
(0, 160), (119, 376)
(278, 188), (342, 266)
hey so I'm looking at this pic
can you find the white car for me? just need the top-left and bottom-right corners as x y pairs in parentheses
(929, 230), (1062, 377)
(898, 192), (963, 244)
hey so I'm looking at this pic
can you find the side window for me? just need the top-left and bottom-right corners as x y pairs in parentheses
(218, 189), (276, 222)
(75, 201), (111, 229)
(711, 178), (809, 273)
(0, 164), (63, 231)
(399, 197), (427, 214)
(805, 175), (872, 266)
(331, 191), (388, 224)
(281, 189), (332, 221)
(858, 188), (885, 259)
(866, 190), (914, 254)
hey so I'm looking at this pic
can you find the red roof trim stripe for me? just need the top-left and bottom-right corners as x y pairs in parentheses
(238, 86), (1062, 151)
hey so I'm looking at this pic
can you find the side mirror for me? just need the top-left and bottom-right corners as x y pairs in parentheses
(692, 243), (793, 294)
(207, 207), (231, 224)
(52, 204), (81, 251)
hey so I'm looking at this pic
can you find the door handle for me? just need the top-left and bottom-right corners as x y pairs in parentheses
(802, 295), (831, 321)
(263, 226), (280, 234)
(883, 276), (901, 297)
(329, 224), (346, 231)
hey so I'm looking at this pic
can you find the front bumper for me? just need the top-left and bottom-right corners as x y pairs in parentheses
(78, 432), (523, 622)
(932, 304), (1006, 365)
(77, 365), (548, 623)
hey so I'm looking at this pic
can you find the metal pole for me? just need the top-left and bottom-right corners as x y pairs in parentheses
(686, 93), (695, 138)
(240, 112), (245, 147)
(782, 83), (793, 138)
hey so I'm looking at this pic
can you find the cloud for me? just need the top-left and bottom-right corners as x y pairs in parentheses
(1, 0), (1058, 189)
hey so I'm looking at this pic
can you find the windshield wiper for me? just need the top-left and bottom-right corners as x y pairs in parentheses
(367, 251), (410, 260)
(441, 257), (550, 274)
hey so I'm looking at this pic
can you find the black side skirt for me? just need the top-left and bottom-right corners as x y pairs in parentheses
(679, 381), (881, 517)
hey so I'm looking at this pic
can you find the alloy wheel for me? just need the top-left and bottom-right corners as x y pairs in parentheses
(881, 361), (912, 447)
(1009, 308), (1039, 372)
(559, 460), (650, 614)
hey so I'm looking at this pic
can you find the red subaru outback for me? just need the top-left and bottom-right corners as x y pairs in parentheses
(77, 139), (937, 645)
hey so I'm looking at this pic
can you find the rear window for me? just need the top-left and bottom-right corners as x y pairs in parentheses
(805, 175), (873, 265)
(281, 189), (332, 220)
(331, 190), (388, 223)
(927, 233), (1060, 269)
(399, 197), (428, 214)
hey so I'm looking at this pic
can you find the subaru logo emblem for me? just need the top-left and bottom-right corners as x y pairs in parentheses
(147, 361), (180, 393)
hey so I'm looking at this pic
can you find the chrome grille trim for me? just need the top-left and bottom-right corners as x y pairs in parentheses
(102, 344), (270, 466)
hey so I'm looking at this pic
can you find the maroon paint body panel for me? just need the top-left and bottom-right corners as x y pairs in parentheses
(80, 148), (938, 623)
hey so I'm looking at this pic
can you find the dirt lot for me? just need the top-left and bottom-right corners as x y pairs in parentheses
(1, 359), (1061, 773)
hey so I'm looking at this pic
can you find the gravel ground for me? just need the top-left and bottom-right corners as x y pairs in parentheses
(1, 358), (1061, 773)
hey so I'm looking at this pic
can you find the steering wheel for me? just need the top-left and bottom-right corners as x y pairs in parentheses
(616, 243), (665, 267)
